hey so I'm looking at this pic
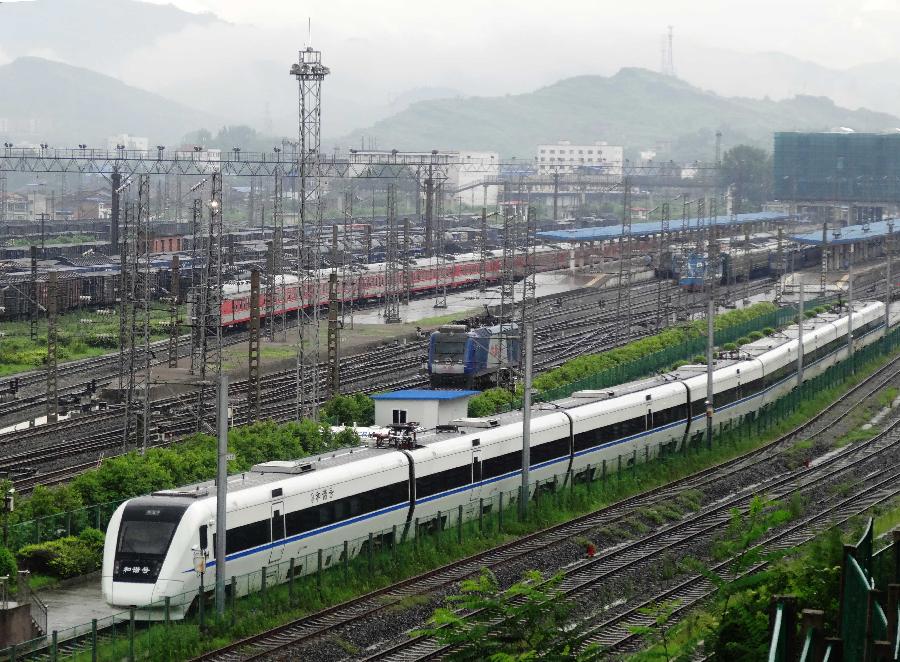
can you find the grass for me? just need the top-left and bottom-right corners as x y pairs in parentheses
(416, 309), (481, 327)
(28, 573), (58, 591)
(874, 496), (900, 538)
(0, 305), (183, 376)
(879, 385), (899, 408)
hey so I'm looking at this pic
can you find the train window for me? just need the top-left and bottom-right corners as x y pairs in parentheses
(272, 488), (283, 498)
(284, 481), (408, 536)
(199, 525), (208, 551)
(416, 464), (471, 498)
(482, 449), (523, 479)
(530, 437), (570, 466)
(472, 456), (482, 483)
(272, 510), (285, 541)
(225, 519), (270, 555)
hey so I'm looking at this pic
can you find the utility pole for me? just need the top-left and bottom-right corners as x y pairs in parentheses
(265, 240), (276, 342)
(29, 245), (38, 341)
(552, 170), (559, 221)
(110, 168), (121, 249)
(848, 244), (854, 364)
(820, 222), (828, 297)
(46, 271), (58, 424)
(165, 255), (181, 369)
(615, 177), (633, 340)
(656, 202), (671, 330)
(248, 269), (261, 423)
(402, 217), (412, 305)
(433, 181), (448, 309)
(215, 373), (228, 617)
(384, 183), (402, 322)
(886, 221), (894, 344)
(478, 196), (489, 292)
(424, 164), (434, 257)
(797, 281), (804, 388)
(327, 272), (340, 395)
(520, 324), (533, 519)
(705, 222), (717, 452)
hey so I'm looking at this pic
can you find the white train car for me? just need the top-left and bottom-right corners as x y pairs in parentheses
(103, 301), (887, 618)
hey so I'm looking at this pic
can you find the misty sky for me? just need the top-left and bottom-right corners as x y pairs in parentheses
(5, 0), (900, 139)
(141, 0), (900, 72)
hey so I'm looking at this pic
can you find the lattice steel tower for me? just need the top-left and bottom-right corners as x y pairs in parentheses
(384, 183), (402, 323)
(196, 173), (223, 432)
(291, 45), (329, 421)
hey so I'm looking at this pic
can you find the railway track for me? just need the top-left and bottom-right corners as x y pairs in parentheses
(187, 344), (900, 662)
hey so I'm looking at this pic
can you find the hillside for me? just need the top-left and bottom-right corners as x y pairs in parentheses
(0, 57), (220, 146)
(336, 68), (900, 159)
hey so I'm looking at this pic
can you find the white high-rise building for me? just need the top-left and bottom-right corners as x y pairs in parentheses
(535, 140), (623, 175)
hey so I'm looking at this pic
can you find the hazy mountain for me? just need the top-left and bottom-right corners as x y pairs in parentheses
(0, 0), (220, 71)
(676, 48), (900, 120)
(336, 68), (900, 159)
(0, 57), (220, 146)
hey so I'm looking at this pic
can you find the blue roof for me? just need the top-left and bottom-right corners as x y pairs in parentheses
(536, 212), (790, 242)
(790, 218), (900, 246)
(371, 389), (480, 401)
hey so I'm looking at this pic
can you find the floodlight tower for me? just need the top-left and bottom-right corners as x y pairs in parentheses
(290, 46), (329, 421)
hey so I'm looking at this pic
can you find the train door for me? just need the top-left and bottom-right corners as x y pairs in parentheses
(269, 501), (285, 564)
(470, 440), (482, 500)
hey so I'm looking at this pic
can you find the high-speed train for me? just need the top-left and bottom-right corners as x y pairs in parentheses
(103, 301), (887, 617)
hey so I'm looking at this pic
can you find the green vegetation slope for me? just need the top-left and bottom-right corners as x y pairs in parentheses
(338, 68), (900, 160)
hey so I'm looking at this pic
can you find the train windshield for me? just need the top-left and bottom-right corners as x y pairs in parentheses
(113, 502), (187, 583)
(117, 520), (177, 556)
(432, 335), (467, 360)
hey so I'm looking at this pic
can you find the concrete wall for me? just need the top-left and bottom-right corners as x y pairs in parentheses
(0, 603), (37, 647)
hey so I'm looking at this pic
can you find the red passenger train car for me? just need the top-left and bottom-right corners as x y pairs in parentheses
(219, 248), (573, 327)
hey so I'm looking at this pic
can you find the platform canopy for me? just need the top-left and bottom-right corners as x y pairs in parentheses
(789, 219), (900, 246)
(536, 212), (790, 243)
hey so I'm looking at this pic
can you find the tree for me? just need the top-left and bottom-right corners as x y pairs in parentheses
(415, 569), (599, 661)
(721, 145), (773, 211)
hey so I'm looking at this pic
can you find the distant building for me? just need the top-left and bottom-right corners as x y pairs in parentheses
(107, 134), (149, 151)
(536, 141), (624, 176)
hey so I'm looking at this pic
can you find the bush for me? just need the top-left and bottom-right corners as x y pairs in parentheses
(814, 306), (826, 314)
(0, 546), (17, 582)
(762, 327), (775, 336)
(692, 355), (706, 364)
(722, 342), (737, 351)
(748, 331), (764, 341)
(17, 528), (105, 578)
(805, 310), (817, 319)
(736, 336), (751, 346)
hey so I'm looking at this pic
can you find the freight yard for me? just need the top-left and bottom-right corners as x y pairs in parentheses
(3, 3), (900, 661)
